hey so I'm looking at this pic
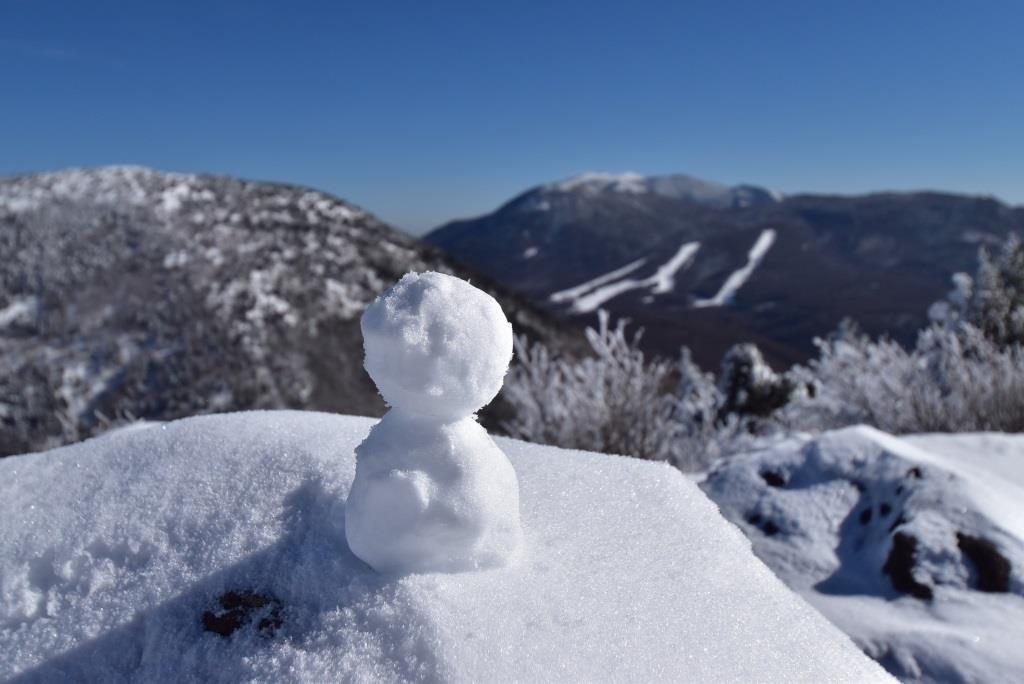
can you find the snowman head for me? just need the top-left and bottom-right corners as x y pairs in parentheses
(361, 272), (514, 422)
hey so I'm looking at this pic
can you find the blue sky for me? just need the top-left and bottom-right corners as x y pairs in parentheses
(2, 0), (1022, 233)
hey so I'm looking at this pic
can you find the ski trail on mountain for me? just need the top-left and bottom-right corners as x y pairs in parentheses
(693, 229), (776, 308)
(554, 241), (701, 313)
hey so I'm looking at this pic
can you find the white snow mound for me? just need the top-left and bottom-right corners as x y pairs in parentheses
(0, 412), (889, 682)
(702, 426), (1024, 682)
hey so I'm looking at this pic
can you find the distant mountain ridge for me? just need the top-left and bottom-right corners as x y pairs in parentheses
(426, 172), (1024, 368)
(537, 171), (780, 208)
(0, 166), (577, 455)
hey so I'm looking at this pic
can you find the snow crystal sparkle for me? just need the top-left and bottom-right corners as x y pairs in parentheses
(345, 271), (523, 573)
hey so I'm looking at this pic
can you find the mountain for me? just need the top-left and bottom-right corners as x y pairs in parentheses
(0, 166), (577, 456)
(426, 172), (1024, 368)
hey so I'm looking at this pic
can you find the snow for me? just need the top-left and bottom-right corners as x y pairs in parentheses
(557, 241), (701, 313)
(346, 412), (522, 573)
(702, 426), (1024, 682)
(546, 229), (779, 314)
(359, 272), (512, 421)
(647, 174), (736, 205)
(534, 172), (780, 208)
(903, 433), (1024, 541)
(522, 246), (539, 259)
(324, 278), (370, 319)
(161, 250), (190, 269)
(694, 228), (776, 308)
(0, 411), (889, 682)
(346, 273), (522, 573)
(548, 258), (646, 304)
(1, 167), (184, 211)
(548, 171), (647, 194)
(0, 296), (38, 329)
(160, 182), (191, 214)
(649, 241), (703, 294)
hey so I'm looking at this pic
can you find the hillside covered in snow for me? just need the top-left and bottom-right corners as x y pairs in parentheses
(0, 411), (888, 682)
(426, 171), (1024, 367)
(0, 167), (576, 456)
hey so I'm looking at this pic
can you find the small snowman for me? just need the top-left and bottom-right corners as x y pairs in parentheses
(345, 271), (523, 573)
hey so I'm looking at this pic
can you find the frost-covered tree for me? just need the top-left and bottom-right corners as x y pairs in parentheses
(776, 321), (915, 432)
(717, 343), (792, 422)
(777, 235), (1024, 435)
(502, 311), (737, 469)
(671, 348), (741, 471)
(780, 318), (1024, 434)
(931, 233), (1024, 347)
(502, 311), (679, 462)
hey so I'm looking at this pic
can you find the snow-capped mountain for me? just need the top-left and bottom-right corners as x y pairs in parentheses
(426, 172), (1024, 368)
(0, 166), (576, 456)
(541, 171), (780, 208)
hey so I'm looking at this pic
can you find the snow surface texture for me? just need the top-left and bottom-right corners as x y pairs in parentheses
(347, 272), (522, 573)
(0, 412), (889, 682)
(702, 426), (1024, 682)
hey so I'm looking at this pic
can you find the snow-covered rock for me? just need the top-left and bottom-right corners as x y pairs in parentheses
(0, 412), (888, 682)
(702, 426), (1024, 682)
(346, 273), (522, 573)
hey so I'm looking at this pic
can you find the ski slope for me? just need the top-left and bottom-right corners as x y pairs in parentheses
(550, 242), (700, 313)
(549, 258), (647, 304)
(694, 229), (776, 308)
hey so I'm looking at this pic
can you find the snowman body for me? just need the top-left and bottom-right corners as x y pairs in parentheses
(345, 272), (523, 573)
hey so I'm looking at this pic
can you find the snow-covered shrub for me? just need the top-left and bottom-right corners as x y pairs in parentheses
(912, 323), (1024, 432)
(672, 348), (742, 471)
(780, 320), (1024, 434)
(502, 312), (736, 470)
(717, 343), (793, 421)
(779, 235), (1024, 434)
(776, 321), (917, 432)
(506, 232), (1024, 463)
(503, 311), (679, 462)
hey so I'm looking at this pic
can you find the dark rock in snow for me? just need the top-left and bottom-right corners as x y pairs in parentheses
(202, 590), (283, 637)
(760, 470), (787, 488)
(957, 533), (1012, 593)
(883, 533), (933, 600)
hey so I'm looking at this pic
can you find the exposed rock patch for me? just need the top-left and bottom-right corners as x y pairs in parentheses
(201, 590), (282, 638)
